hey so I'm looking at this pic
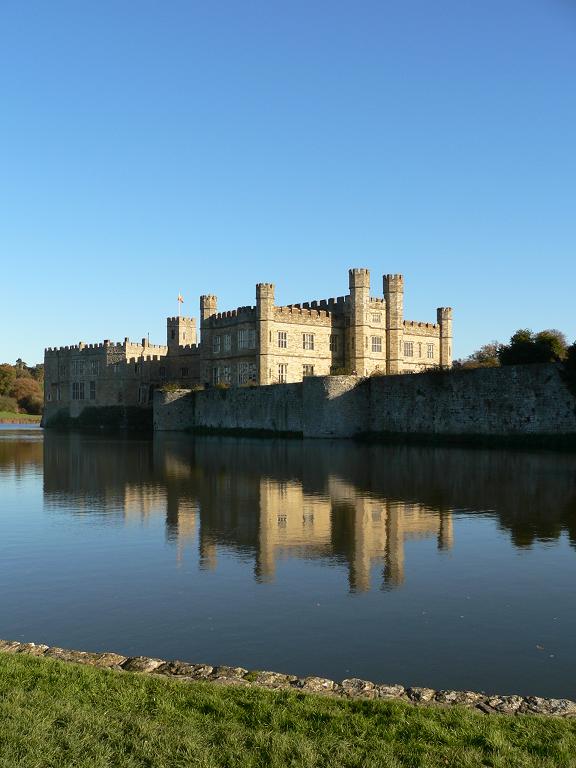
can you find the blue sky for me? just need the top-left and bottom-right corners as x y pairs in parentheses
(1, 0), (575, 365)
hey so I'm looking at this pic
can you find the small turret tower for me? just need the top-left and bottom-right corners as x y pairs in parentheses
(256, 282), (275, 385)
(200, 294), (218, 322)
(437, 307), (453, 368)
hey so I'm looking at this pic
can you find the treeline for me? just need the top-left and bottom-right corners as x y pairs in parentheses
(0, 360), (44, 415)
(456, 329), (576, 372)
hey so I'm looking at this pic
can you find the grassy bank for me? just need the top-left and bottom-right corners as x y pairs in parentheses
(0, 411), (41, 424)
(1, 654), (576, 767)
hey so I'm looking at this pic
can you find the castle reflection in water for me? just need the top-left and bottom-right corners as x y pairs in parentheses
(6, 431), (570, 592)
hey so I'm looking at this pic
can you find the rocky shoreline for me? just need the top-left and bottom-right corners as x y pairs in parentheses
(2, 638), (575, 718)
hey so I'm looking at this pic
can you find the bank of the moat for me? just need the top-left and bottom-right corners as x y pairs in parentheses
(1, 639), (575, 718)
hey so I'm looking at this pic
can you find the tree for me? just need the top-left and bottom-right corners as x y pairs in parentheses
(0, 395), (18, 413)
(10, 376), (43, 413)
(456, 342), (500, 369)
(498, 329), (568, 366)
(0, 364), (17, 396)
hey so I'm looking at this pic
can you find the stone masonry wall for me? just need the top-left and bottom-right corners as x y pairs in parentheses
(154, 363), (576, 441)
(155, 384), (303, 433)
(369, 364), (576, 436)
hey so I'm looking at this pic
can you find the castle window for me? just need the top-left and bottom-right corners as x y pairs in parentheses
(90, 360), (99, 375)
(303, 333), (314, 350)
(212, 335), (221, 354)
(303, 364), (314, 377)
(278, 363), (288, 383)
(222, 365), (231, 385)
(159, 366), (167, 379)
(212, 367), (220, 385)
(47, 392), (52, 402)
(371, 336), (382, 353)
(57, 385), (61, 401)
(418, 343), (422, 358)
(180, 367), (189, 378)
(278, 331), (287, 349)
(237, 362), (250, 385)
(89, 381), (96, 400)
(372, 313), (381, 323)
(404, 341), (414, 357)
(238, 329), (256, 349)
(329, 335), (338, 352)
(223, 334), (231, 352)
(59, 363), (66, 376)
(71, 382), (85, 400)
(171, 329), (176, 340)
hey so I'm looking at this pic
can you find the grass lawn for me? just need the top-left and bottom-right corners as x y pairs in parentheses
(1, 654), (576, 767)
(0, 411), (41, 423)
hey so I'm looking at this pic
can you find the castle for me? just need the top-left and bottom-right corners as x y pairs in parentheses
(43, 268), (452, 422)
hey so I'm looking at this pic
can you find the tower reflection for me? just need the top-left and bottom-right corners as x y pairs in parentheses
(40, 432), (576, 591)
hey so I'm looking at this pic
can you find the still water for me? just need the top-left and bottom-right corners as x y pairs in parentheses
(1, 426), (576, 698)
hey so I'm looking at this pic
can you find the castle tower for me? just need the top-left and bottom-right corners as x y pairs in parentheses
(167, 316), (197, 351)
(256, 283), (275, 385)
(437, 307), (453, 368)
(200, 294), (217, 322)
(348, 268), (370, 376)
(384, 274), (404, 375)
(199, 295), (218, 384)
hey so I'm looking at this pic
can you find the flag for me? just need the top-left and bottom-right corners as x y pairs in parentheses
(178, 294), (184, 303)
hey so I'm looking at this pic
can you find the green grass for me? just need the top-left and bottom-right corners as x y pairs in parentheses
(0, 411), (41, 423)
(1, 655), (576, 767)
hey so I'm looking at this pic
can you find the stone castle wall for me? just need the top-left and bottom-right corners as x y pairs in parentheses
(154, 363), (576, 442)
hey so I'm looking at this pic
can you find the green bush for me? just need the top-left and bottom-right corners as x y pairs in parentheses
(0, 395), (18, 413)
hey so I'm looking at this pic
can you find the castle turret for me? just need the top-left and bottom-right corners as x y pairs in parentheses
(384, 274), (404, 375)
(348, 268), (370, 376)
(200, 294), (217, 322)
(437, 307), (453, 368)
(167, 316), (197, 351)
(256, 283), (275, 385)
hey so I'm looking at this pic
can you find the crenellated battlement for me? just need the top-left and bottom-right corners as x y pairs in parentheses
(404, 320), (439, 329)
(207, 306), (257, 325)
(274, 305), (332, 320)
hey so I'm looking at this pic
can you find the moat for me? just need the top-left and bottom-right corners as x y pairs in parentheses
(1, 425), (576, 699)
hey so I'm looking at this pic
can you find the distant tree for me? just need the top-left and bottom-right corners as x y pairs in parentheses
(10, 377), (43, 413)
(0, 395), (18, 413)
(456, 342), (500, 369)
(0, 364), (17, 396)
(534, 329), (568, 361)
(498, 329), (568, 366)
(30, 364), (44, 385)
(19, 393), (43, 415)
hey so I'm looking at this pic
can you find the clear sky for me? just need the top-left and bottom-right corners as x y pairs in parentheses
(1, 0), (574, 365)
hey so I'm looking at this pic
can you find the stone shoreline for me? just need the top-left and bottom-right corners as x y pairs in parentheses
(2, 638), (575, 718)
